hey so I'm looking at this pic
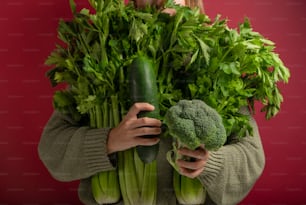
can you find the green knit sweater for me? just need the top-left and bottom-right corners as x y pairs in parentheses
(38, 110), (265, 205)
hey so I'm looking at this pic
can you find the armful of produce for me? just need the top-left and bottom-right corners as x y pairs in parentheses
(44, 0), (290, 204)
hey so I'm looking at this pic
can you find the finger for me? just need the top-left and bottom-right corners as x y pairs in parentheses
(128, 127), (162, 137)
(129, 117), (162, 129)
(135, 137), (160, 146)
(179, 167), (204, 179)
(125, 103), (155, 119)
(124, 136), (159, 149)
(178, 147), (208, 160)
(162, 8), (176, 15)
(177, 158), (206, 170)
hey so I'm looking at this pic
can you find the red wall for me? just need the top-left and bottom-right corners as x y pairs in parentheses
(0, 0), (305, 204)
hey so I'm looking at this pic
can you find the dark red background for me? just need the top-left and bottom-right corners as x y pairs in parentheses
(0, 0), (305, 204)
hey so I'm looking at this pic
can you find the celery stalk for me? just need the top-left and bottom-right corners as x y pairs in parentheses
(108, 95), (121, 201)
(134, 148), (145, 190)
(107, 170), (121, 202)
(91, 174), (104, 204)
(173, 170), (206, 205)
(118, 151), (129, 204)
(122, 148), (140, 205)
(173, 170), (186, 204)
(140, 160), (157, 205)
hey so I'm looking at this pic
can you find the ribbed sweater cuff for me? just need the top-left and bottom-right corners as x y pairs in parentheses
(198, 151), (224, 185)
(83, 128), (115, 174)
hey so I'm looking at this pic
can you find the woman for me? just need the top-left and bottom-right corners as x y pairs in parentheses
(38, 0), (265, 204)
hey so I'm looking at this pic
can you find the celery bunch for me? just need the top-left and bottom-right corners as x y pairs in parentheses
(89, 96), (121, 204)
(118, 149), (157, 205)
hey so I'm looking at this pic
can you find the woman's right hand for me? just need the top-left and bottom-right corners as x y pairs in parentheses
(106, 103), (162, 154)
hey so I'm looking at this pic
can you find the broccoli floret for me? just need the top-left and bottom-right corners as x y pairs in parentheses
(164, 99), (227, 150)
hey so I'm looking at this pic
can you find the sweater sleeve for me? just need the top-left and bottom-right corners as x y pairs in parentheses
(198, 114), (266, 205)
(38, 111), (115, 182)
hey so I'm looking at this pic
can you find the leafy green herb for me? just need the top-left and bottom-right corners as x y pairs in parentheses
(45, 0), (289, 141)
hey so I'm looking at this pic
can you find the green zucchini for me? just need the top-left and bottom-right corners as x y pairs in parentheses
(129, 55), (160, 163)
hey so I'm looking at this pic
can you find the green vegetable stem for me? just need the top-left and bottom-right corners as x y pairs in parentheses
(173, 170), (206, 205)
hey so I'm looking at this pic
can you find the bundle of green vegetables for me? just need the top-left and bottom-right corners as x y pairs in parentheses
(45, 0), (290, 204)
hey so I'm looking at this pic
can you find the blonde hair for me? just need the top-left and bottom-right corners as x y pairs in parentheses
(134, 0), (205, 13)
(185, 0), (205, 13)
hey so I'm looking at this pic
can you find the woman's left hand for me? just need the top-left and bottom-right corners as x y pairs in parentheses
(176, 145), (209, 179)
